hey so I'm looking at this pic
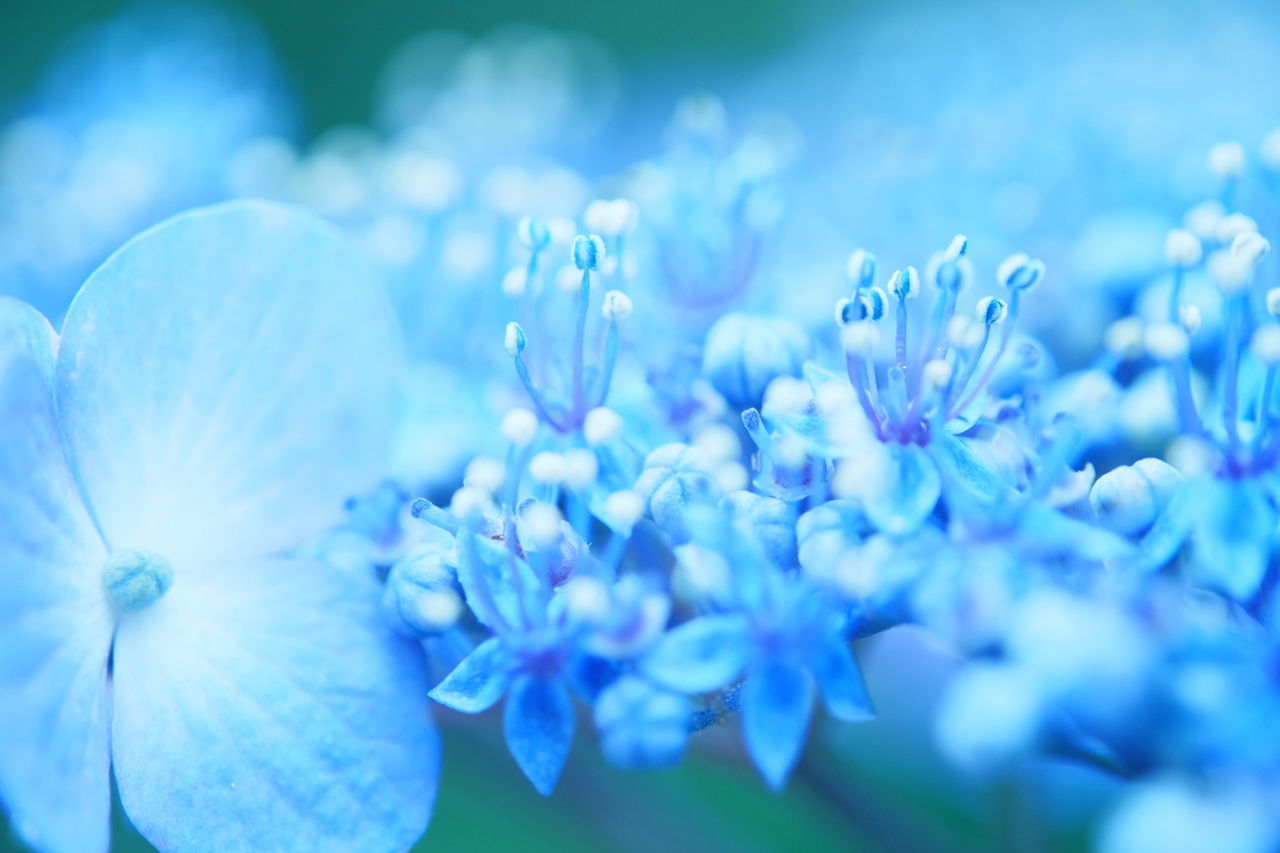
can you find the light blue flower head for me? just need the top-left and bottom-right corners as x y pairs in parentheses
(702, 312), (811, 409)
(0, 201), (438, 853)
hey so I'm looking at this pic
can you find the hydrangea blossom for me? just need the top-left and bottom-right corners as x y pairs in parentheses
(0, 202), (437, 853)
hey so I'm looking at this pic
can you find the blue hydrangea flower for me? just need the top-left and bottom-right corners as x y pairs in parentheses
(0, 201), (438, 853)
(640, 508), (872, 790)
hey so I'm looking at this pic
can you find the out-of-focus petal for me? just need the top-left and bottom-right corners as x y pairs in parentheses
(56, 200), (404, 567)
(111, 555), (438, 853)
(640, 613), (754, 693)
(0, 298), (113, 853)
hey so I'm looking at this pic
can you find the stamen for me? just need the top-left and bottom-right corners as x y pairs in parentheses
(598, 290), (632, 406)
(102, 548), (174, 612)
(571, 234), (606, 422)
(887, 266), (919, 372)
(507, 323), (567, 431)
(410, 498), (460, 534)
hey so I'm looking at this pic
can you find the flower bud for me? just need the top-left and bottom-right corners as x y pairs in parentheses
(1165, 228), (1203, 268)
(1263, 128), (1280, 171)
(1090, 458), (1183, 535)
(845, 249), (877, 289)
(1208, 141), (1246, 179)
(518, 216), (551, 251)
(501, 408), (539, 446)
(1251, 325), (1280, 365)
(584, 198), (639, 235)
(1144, 323), (1190, 361)
(887, 266), (920, 299)
(573, 234), (606, 271)
(583, 406), (624, 445)
(997, 253), (1045, 291)
(976, 296), (1008, 325)
(602, 290), (633, 320)
(504, 321), (527, 356)
(1231, 231), (1270, 266)
(702, 313), (810, 409)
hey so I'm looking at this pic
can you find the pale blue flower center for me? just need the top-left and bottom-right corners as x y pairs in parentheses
(102, 547), (174, 612)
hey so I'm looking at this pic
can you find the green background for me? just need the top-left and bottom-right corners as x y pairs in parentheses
(0, 0), (846, 134)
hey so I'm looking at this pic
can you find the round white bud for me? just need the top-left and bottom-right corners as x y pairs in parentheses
(996, 253), (1045, 291)
(602, 289), (633, 320)
(583, 406), (624, 445)
(1266, 288), (1280, 317)
(1231, 231), (1270, 266)
(464, 455), (507, 493)
(1216, 212), (1259, 244)
(1207, 248), (1253, 293)
(603, 490), (646, 528)
(840, 321), (880, 355)
(1251, 325), (1280, 365)
(1179, 304), (1202, 336)
(522, 502), (564, 546)
(562, 576), (610, 623)
(500, 408), (539, 446)
(563, 448), (600, 490)
(1184, 201), (1226, 240)
(1104, 317), (1145, 360)
(1262, 128), (1280, 170)
(713, 461), (750, 493)
(528, 451), (568, 485)
(1208, 141), (1246, 179)
(1165, 228), (1203, 268)
(504, 322), (526, 357)
(502, 267), (528, 297)
(450, 485), (492, 520)
(583, 198), (639, 235)
(1145, 323), (1190, 361)
(692, 423), (741, 462)
(922, 359), (953, 389)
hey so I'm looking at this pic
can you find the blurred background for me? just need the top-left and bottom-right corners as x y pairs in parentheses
(3, 1), (1279, 851)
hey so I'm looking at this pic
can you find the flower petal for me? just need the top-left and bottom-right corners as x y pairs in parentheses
(56, 200), (404, 566)
(429, 637), (512, 713)
(503, 675), (576, 796)
(810, 638), (874, 723)
(0, 299), (113, 853)
(836, 442), (941, 535)
(110, 556), (438, 853)
(741, 659), (815, 791)
(640, 613), (754, 693)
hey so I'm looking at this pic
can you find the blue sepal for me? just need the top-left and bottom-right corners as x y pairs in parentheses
(741, 659), (815, 790)
(841, 442), (941, 535)
(503, 675), (576, 796)
(809, 639), (874, 723)
(429, 638), (512, 713)
(640, 614), (754, 693)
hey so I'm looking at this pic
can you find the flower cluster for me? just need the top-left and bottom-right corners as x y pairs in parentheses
(7, 5), (1280, 853)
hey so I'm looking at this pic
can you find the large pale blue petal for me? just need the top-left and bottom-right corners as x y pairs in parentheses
(503, 675), (576, 796)
(1190, 478), (1277, 602)
(837, 441), (941, 535)
(640, 613), (755, 693)
(741, 659), (815, 791)
(429, 637), (512, 713)
(56, 201), (404, 567)
(111, 555), (438, 853)
(0, 298), (113, 853)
